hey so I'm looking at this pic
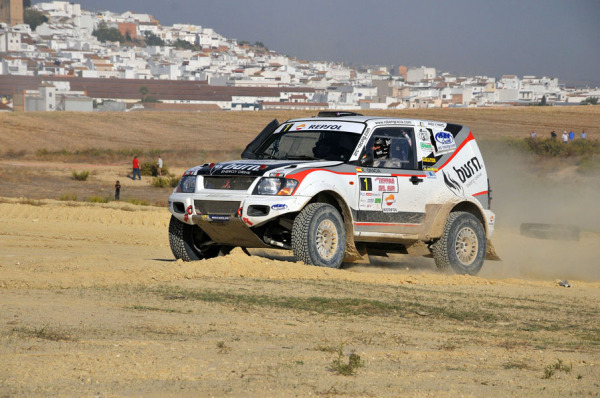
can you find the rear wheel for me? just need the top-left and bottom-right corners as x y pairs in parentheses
(169, 215), (227, 261)
(432, 211), (486, 275)
(292, 203), (346, 268)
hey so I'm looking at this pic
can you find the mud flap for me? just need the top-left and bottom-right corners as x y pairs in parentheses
(485, 239), (501, 261)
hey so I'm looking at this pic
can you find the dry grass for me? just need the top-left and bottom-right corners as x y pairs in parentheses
(1, 107), (598, 159)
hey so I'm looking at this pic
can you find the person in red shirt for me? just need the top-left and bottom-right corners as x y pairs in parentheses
(132, 156), (141, 180)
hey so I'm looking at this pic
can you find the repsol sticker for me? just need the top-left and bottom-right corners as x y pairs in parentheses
(294, 122), (364, 134)
(382, 194), (398, 213)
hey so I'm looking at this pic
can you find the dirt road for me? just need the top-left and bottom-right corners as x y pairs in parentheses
(1, 198), (599, 397)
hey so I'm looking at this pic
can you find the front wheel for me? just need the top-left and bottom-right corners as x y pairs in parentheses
(169, 215), (227, 261)
(292, 203), (346, 268)
(432, 211), (486, 275)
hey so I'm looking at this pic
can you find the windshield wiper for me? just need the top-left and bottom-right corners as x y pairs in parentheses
(257, 152), (280, 160)
(285, 155), (316, 160)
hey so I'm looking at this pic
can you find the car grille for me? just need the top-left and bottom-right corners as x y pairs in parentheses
(194, 200), (241, 215)
(203, 176), (255, 190)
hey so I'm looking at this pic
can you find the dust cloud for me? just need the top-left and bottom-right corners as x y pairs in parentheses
(480, 142), (600, 282)
(343, 143), (600, 282)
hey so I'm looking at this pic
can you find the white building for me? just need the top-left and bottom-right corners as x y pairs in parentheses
(406, 66), (436, 83)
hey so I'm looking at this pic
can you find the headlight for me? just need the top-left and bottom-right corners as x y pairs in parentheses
(256, 178), (298, 196)
(175, 175), (197, 193)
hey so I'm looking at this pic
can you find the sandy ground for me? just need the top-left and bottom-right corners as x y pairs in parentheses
(1, 107), (599, 396)
(1, 198), (599, 397)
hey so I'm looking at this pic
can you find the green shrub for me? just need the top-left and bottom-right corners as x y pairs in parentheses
(4, 149), (26, 159)
(59, 193), (78, 201)
(141, 161), (169, 177)
(86, 195), (109, 203)
(151, 176), (180, 188)
(127, 198), (149, 206)
(523, 137), (600, 158)
(72, 170), (90, 181)
(330, 343), (364, 376)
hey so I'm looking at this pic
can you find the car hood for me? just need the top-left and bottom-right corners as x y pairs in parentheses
(188, 159), (342, 177)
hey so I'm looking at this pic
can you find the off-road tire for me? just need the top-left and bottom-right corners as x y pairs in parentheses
(292, 203), (346, 268)
(432, 211), (486, 275)
(169, 215), (223, 261)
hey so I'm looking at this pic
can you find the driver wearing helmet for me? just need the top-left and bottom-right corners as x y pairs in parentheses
(372, 137), (389, 166)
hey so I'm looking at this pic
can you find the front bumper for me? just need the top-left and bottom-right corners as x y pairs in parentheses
(168, 191), (311, 247)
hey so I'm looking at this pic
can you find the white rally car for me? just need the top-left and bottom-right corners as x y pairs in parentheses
(168, 112), (499, 275)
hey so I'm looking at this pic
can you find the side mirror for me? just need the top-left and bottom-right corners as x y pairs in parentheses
(359, 153), (373, 167)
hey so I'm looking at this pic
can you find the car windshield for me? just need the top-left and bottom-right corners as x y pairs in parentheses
(255, 130), (361, 162)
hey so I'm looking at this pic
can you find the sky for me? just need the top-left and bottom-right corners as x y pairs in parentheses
(35, 0), (600, 85)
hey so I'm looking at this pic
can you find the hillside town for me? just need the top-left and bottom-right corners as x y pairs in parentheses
(1, 0), (599, 112)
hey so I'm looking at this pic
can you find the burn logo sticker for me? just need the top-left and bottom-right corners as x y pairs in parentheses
(443, 170), (464, 197)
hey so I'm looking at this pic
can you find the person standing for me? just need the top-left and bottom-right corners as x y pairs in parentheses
(580, 130), (587, 139)
(132, 156), (141, 180)
(530, 130), (537, 139)
(550, 130), (557, 140)
(568, 129), (575, 141)
(562, 131), (568, 143)
(115, 180), (121, 200)
(157, 155), (163, 177)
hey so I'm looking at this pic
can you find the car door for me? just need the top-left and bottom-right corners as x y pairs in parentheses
(355, 126), (433, 236)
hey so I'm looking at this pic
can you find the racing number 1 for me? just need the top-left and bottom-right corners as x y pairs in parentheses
(360, 177), (372, 191)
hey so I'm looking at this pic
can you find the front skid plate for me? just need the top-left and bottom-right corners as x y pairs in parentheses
(191, 216), (270, 248)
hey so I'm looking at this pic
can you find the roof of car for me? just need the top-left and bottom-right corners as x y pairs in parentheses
(285, 115), (461, 127)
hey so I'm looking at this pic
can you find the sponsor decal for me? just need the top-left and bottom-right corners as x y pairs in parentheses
(418, 129), (430, 141)
(420, 142), (433, 151)
(385, 194), (395, 206)
(426, 121), (446, 128)
(307, 124), (342, 130)
(364, 167), (381, 173)
(209, 162), (271, 176)
(356, 167), (363, 172)
(422, 157), (436, 163)
(374, 120), (413, 126)
(360, 176), (398, 193)
(443, 170), (464, 197)
(434, 131), (456, 153)
(382, 193), (398, 213)
(425, 171), (436, 179)
(295, 123), (306, 130)
(423, 167), (438, 172)
(374, 197), (381, 203)
(242, 217), (253, 226)
(271, 204), (288, 211)
(208, 215), (230, 222)
(353, 133), (369, 157)
(453, 156), (483, 186)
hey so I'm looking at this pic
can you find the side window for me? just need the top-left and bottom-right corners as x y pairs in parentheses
(361, 127), (416, 169)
